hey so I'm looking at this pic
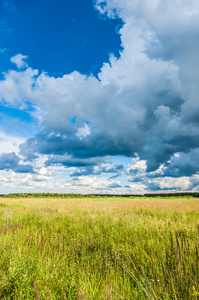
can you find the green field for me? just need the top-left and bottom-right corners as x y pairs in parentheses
(0, 196), (198, 299)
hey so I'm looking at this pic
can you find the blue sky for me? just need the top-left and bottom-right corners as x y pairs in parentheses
(0, 0), (122, 76)
(1, 0), (199, 194)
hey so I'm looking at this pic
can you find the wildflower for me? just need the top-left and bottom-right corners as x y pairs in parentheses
(192, 286), (199, 298)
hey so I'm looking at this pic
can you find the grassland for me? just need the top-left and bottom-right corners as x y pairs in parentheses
(0, 196), (198, 299)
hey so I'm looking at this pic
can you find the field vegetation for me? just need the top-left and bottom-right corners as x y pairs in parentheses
(0, 196), (198, 299)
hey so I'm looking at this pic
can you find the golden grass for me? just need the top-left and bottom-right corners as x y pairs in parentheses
(1, 196), (199, 212)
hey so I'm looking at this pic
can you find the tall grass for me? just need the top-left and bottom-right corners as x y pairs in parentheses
(0, 197), (198, 299)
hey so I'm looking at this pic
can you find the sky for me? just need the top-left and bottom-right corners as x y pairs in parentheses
(0, 0), (199, 194)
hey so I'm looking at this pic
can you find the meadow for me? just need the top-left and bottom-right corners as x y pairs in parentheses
(0, 196), (198, 299)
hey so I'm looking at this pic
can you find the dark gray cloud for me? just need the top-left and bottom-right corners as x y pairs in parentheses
(128, 148), (199, 182)
(45, 155), (103, 168)
(45, 154), (124, 177)
(161, 150), (199, 178)
(19, 131), (142, 159)
(0, 152), (34, 173)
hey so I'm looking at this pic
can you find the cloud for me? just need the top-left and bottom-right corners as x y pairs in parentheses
(70, 162), (124, 177)
(0, 48), (6, 53)
(10, 54), (28, 69)
(147, 176), (192, 192)
(127, 182), (147, 194)
(45, 155), (102, 168)
(45, 155), (124, 177)
(0, 131), (25, 154)
(0, 67), (38, 108)
(76, 123), (91, 140)
(161, 149), (199, 177)
(0, 167), (58, 193)
(126, 154), (199, 191)
(0, 0), (199, 191)
(0, 152), (34, 173)
(69, 176), (122, 190)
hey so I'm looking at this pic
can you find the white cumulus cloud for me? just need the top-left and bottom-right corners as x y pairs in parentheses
(10, 54), (28, 69)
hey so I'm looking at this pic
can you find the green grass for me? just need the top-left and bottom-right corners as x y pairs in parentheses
(0, 197), (199, 299)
